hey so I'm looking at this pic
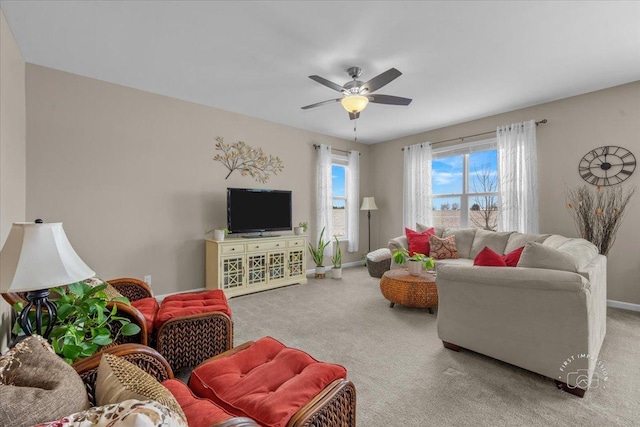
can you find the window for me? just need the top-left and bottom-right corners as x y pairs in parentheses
(332, 159), (347, 238)
(431, 139), (499, 230)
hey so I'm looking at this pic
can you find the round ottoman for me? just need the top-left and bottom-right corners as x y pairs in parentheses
(366, 248), (392, 278)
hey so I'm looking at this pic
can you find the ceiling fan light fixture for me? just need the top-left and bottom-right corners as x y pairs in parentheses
(341, 95), (369, 113)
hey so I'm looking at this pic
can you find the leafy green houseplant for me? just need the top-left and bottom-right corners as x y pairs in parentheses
(331, 236), (343, 279)
(13, 282), (141, 364)
(308, 227), (329, 277)
(392, 248), (435, 276)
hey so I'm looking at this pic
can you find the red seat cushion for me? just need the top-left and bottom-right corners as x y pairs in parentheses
(162, 379), (234, 427)
(131, 297), (159, 334)
(189, 337), (347, 427)
(155, 290), (231, 330)
(474, 246), (507, 267)
(502, 246), (525, 267)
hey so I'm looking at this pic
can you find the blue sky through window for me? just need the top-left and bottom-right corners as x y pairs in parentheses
(332, 165), (346, 208)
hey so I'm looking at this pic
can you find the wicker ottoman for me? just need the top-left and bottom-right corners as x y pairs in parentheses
(379, 269), (438, 313)
(366, 248), (392, 278)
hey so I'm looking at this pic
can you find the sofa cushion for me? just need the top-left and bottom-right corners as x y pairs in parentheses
(156, 290), (231, 330)
(474, 247), (507, 267)
(502, 246), (525, 267)
(416, 223), (445, 237)
(504, 233), (550, 254)
(190, 336), (347, 427)
(96, 353), (186, 422)
(542, 234), (573, 249)
(556, 238), (599, 270)
(429, 235), (459, 260)
(162, 379), (234, 427)
(0, 335), (89, 427)
(469, 230), (513, 259)
(442, 228), (476, 258)
(34, 399), (187, 427)
(405, 227), (435, 255)
(517, 242), (579, 273)
(434, 258), (474, 268)
(131, 297), (160, 334)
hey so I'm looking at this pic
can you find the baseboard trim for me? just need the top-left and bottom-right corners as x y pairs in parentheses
(607, 299), (640, 312)
(306, 262), (364, 276)
(155, 287), (206, 302)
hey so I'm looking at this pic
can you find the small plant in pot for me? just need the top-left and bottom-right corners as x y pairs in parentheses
(206, 227), (229, 241)
(392, 248), (435, 276)
(331, 236), (343, 279)
(294, 221), (308, 235)
(308, 227), (329, 278)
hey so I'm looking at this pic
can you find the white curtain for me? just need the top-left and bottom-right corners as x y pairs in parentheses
(497, 120), (539, 233)
(316, 144), (333, 257)
(403, 143), (433, 230)
(346, 151), (359, 252)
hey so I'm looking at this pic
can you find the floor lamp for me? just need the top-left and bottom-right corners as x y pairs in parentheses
(0, 221), (95, 338)
(360, 197), (378, 253)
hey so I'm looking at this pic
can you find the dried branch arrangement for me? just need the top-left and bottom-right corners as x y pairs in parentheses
(213, 137), (284, 183)
(566, 185), (635, 255)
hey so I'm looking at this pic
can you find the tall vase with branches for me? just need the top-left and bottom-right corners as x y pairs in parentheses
(566, 185), (635, 255)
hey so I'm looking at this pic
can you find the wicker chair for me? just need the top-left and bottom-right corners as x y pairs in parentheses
(72, 343), (258, 427)
(108, 278), (234, 372)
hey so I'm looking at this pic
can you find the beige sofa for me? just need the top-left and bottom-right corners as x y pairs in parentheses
(388, 226), (607, 397)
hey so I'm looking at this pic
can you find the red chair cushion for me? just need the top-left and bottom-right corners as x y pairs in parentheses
(155, 290), (231, 330)
(405, 227), (436, 256)
(474, 246), (507, 267)
(131, 297), (159, 334)
(162, 379), (234, 427)
(189, 337), (347, 427)
(502, 246), (525, 267)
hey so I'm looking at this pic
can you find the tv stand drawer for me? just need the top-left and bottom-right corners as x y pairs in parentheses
(247, 241), (285, 252)
(221, 244), (245, 255)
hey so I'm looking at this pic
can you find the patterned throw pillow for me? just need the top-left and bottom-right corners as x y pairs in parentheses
(96, 353), (187, 423)
(34, 399), (187, 427)
(429, 235), (459, 259)
(84, 276), (124, 300)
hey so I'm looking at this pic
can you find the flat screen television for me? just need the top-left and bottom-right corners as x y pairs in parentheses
(227, 188), (292, 235)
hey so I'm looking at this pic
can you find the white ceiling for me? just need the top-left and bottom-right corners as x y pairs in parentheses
(2, 1), (639, 144)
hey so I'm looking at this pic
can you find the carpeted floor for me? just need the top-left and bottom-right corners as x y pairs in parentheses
(202, 266), (640, 426)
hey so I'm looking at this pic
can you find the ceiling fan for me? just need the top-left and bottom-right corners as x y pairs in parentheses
(301, 67), (412, 120)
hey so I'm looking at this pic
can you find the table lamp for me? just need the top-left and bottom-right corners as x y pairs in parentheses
(0, 221), (95, 338)
(360, 197), (378, 253)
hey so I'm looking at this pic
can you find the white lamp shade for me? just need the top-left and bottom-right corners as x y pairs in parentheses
(0, 222), (95, 293)
(360, 197), (378, 211)
(341, 95), (369, 113)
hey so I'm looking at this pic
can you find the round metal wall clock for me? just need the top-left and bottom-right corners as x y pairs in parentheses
(579, 145), (636, 186)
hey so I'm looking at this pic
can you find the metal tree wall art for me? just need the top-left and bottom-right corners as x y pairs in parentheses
(213, 137), (284, 183)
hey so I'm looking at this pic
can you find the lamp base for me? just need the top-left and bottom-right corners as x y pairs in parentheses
(18, 289), (57, 339)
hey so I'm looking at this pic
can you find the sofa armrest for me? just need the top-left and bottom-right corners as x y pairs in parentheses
(387, 235), (407, 253)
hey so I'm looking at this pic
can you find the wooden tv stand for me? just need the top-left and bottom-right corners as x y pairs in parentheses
(205, 235), (308, 298)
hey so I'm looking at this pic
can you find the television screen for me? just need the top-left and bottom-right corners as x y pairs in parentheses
(227, 188), (292, 234)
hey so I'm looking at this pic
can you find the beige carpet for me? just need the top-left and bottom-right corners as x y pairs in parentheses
(222, 266), (640, 426)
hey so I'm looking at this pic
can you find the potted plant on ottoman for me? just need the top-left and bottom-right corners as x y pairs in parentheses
(392, 248), (435, 276)
(308, 227), (329, 278)
(331, 236), (342, 279)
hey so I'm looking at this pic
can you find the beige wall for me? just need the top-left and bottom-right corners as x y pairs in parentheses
(371, 81), (640, 304)
(26, 65), (372, 296)
(0, 10), (27, 350)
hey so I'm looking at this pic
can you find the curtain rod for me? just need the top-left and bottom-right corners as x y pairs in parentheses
(401, 119), (548, 150)
(313, 144), (360, 155)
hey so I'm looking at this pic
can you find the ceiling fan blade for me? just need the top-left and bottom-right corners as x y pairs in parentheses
(301, 98), (342, 110)
(349, 112), (360, 120)
(360, 68), (402, 94)
(309, 75), (347, 93)
(368, 94), (412, 106)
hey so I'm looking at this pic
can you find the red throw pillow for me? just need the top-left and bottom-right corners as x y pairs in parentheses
(474, 246), (507, 267)
(502, 246), (525, 267)
(405, 227), (435, 256)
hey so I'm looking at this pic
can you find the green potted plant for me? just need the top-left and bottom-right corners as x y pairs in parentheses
(308, 227), (329, 278)
(331, 236), (343, 279)
(206, 227), (229, 241)
(295, 221), (308, 236)
(13, 282), (141, 364)
(392, 248), (435, 276)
